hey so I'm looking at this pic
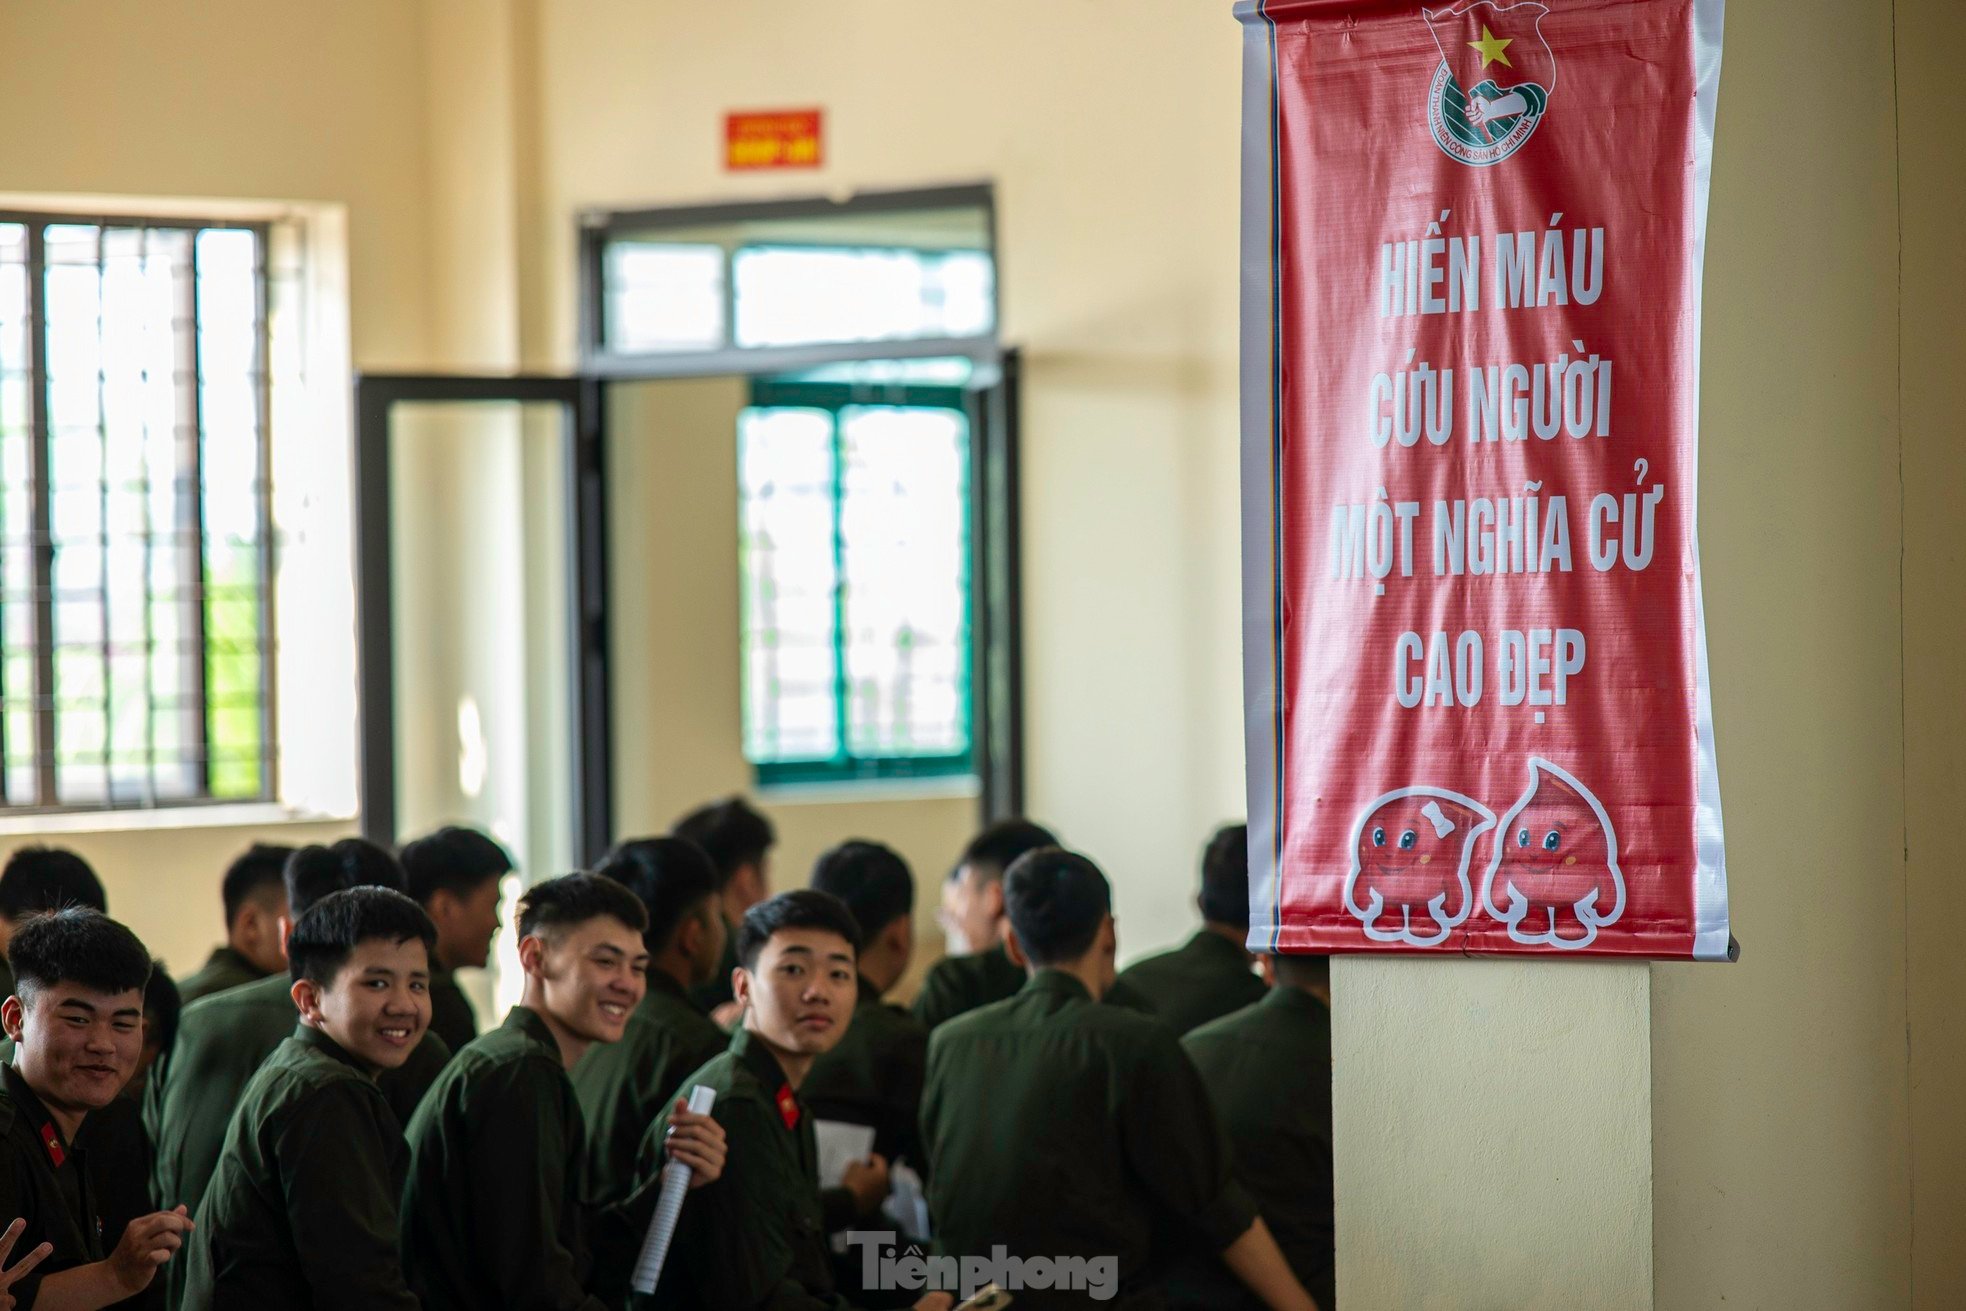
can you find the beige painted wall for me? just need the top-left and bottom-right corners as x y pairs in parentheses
(1649, 0), (1912, 1305)
(1899, 0), (1966, 1305)
(0, 0), (436, 973)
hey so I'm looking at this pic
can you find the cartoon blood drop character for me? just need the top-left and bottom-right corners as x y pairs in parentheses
(1343, 789), (1496, 947)
(1480, 758), (1626, 949)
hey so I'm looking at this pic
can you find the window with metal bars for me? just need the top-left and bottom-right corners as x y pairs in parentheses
(739, 375), (973, 786)
(0, 214), (275, 811)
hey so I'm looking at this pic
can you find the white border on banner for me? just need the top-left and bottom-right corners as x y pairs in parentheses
(1235, 0), (1285, 953)
(1688, 0), (1732, 962)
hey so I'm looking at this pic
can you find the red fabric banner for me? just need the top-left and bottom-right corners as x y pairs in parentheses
(1237, 0), (1731, 959)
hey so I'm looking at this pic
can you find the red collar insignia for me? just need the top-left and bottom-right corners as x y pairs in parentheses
(40, 1122), (65, 1168)
(775, 1083), (801, 1131)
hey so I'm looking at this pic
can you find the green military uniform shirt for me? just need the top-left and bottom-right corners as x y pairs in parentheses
(1174, 986), (1334, 1311)
(688, 917), (741, 1014)
(149, 972), (452, 1222)
(572, 969), (728, 1207)
(1114, 929), (1269, 1035)
(401, 1005), (652, 1311)
(426, 967), (479, 1055)
(801, 975), (929, 1172)
(176, 946), (269, 1006)
(180, 1027), (418, 1310)
(643, 1026), (854, 1311)
(83, 1094), (164, 1311)
(0, 1062), (108, 1311)
(911, 942), (1159, 1030)
(921, 971), (1258, 1311)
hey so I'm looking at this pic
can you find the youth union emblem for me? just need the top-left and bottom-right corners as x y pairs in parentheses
(1421, 0), (1558, 166)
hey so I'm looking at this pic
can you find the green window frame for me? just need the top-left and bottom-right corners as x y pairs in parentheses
(739, 376), (974, 787)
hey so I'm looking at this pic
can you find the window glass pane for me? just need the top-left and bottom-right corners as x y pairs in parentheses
(732, 247), (994, 349)
(838, 405), (969, 758)
(738, 407), (839, 764)
(603, 242), (725, 353)
(1, 218), (271, 809)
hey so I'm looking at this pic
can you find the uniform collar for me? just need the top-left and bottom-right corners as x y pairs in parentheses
(645, 967), (691, 1002)
(2, 1060), (77, 1160)
(728, 1026), (805, 1131)
(1186, 928), (1256, 965)
(1022, 968), (1091, 1003)
(292, 1023), (374, 1075)
(208, 944), (268, 979)
(1261, 984), (1330, 1018)
(502, 1003), (559, 1051)
(855, 974), (883, 1009)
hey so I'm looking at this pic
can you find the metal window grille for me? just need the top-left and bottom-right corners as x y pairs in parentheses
(0, 214), (276, 811)
(739, 377), (973, 786)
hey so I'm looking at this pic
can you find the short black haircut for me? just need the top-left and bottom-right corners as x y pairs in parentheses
(0, 847), (108, 920)
(400, 826), (515, 907)
(735, 889), (859, 972)
(1198, 823), (1251, 929)
(1271, 952), (1330, 991)
(671, 797), (775, 889)
(221, 843), (295, 925)
(595, 837), (717, 957)
(516, 873), (649, 941)
(810, 841), (913, 944)
(1003, 847), (1112, 967)
(953, 819), (1059, 885)
(287, 886), (438, 988)
(284, 839), (406, 922)
(144, 959), (183, 1054)
(9, 909), (150, 1003)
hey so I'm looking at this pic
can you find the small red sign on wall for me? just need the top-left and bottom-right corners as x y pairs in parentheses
(725, 109), (823, 170)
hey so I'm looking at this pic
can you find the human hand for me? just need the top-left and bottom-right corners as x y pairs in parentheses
(666, 1098), (729, 1189)
(841, 1152), (891, 1215)
(0, 1218), (52, 1311)
(107, 1207), (193, 1292)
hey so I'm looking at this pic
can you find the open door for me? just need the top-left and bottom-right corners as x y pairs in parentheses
(353, 374), (610, 875)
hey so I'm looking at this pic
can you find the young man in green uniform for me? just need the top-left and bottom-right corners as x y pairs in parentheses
(1114, 824), (1268, 1034)
(910, 820), (1056, 1031)
(913, 822), (1155, 1030)
(803, 841), (929, 1174)
(174, 845), (293, 1005)
(0, 849), (109, 1011)
(400, 872), (726, 1311)
(399, 826), (513, 1052)
(180, 886), (438, 1309)
(673, 796), (775, 1020)
(920, 848), (1321, 1311)
(146, 842), (453, 1233)
(1174, 953), (1334, 1311)
(648, 890), (947, 1311)
(573, 836), (729, 1209)
(0, 910), (194, 1310)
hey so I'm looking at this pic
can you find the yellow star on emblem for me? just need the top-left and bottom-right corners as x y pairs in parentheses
(1467, 24), (1514, 69)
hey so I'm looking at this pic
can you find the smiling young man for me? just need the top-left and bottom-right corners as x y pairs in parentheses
(0, 910), (194, 1311)
(399, 826), (513, 1052)
(572, 837), (729, 1210)
(180, 887), (438, 1309)
(146, 842), (455, 1241)
(647, 889), (949, 1311)
(400, 872), (727, 1311)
